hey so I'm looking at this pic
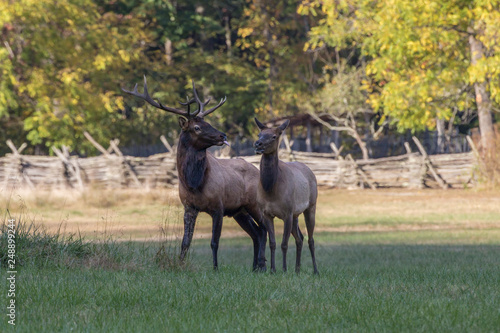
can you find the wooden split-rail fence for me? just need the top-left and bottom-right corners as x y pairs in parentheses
(0, 134), (478, 191)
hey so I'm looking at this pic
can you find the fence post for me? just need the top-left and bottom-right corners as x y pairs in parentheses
(412, 136), (448, 189)
(109, 140), (142, 187)
(160, 135), (174, 153)
(6, 140), (35, 189)
(52, 146), (84, 191)
(346, 154), (376, 190)
(83, 131), (110, 156)
(329, 142), (344, 160)
(282, 134), (295, 161)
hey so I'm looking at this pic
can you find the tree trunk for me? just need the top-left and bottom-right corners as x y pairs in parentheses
(332, 128), (340, 149)
(351, 131), (369, 160)
(259, 1), (275, 114)
(165, 38), (172, 66)
(224, 15), (232, 57)
(319, 125), (324, 149)
(436, 117), (445, 153)
(306, 118), (312, 152)
(469, 34), (496, 154)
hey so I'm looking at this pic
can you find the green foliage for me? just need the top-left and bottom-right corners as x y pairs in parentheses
(4, 238), (500, 331)
(2, 0), (500, 154)
(363, 0), (473, 131)
(236, 0), (314, 117)
(0, 0), (280, 153)
(1, 0), (154, 154)
(301, 0), (500, 133)
(305, 67), (369, 117)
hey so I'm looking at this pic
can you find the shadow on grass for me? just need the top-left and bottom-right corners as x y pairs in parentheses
(2, 211), (500, 273)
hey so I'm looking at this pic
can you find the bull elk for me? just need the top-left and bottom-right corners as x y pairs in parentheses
(254, 118), (319, 274)
(122, 77), (267, 270)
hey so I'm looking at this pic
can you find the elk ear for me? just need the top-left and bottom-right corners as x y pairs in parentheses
(178, 116), (189, 131)
(278, 119), (290, 132)
(254, 117), (267, 130)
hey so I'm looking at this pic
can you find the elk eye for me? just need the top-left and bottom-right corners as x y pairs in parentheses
(194, 125), (201, 131)
(272, 135), (277, 140)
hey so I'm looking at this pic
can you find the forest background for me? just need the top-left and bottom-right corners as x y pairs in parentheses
(1, 0), (499, 158)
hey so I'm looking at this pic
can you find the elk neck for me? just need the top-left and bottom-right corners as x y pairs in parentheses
(177, 132), (208, 192)
(259, 150), (279, 193)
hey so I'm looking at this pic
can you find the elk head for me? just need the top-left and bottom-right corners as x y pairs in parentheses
(122, 76), (229, 150)
(254, 118), (290, 155)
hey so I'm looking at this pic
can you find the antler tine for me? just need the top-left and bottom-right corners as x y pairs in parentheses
(179, 96), (196, 115)
(199, 96), (227, 117)
(190, 80), (225, 117)
(190, 80), (204, 117)
(122, 75), (189, 117)
(190, 80), (212, 117)
(179, 96), (196, 106)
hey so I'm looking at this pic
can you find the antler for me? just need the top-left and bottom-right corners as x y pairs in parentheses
(190, 80), (227, 117)
(122, 76), (227, 118)
(122, 76), (189, 117)
(179, 96), (196, 115)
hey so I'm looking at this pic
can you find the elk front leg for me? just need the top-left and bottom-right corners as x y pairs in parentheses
(281, 215), (293, 272)
(180, 206), (199, 262)
(211, 210), (224, 270)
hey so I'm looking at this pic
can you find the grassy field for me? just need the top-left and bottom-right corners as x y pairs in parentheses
(1, 188), (500, 332)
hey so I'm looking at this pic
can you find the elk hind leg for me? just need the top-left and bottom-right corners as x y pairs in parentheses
(281, 215), (293, 272)
(210, 210), (224, 270)
(233, 212), (260, 271)
(304, 206), (318, 274)
(291, 216), (304, 273)
(247, 207), (268, 271)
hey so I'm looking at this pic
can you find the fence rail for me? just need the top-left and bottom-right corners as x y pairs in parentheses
(0, 146), (476, 191)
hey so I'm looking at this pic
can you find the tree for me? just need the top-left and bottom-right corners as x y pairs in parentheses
(301, 0), (499, 154)
(99, 0), (270, 140)
(0, 0), (151, 155)
(305, 68), (385, 160)
(298, 1), (385, 159)
(237, 0), (314, 118)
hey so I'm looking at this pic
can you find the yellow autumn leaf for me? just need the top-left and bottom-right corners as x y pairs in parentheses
(118, 50), (130, 63)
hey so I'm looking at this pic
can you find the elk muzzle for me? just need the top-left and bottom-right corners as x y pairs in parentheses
(218, 133), (229, 146)
(254, 140), (264, 154)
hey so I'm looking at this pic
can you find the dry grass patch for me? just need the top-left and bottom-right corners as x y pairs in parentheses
(2, 187), (500, 241)
(317, 188), (500, 229)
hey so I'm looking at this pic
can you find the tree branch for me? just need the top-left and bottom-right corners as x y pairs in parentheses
(308, 111), (356, 134)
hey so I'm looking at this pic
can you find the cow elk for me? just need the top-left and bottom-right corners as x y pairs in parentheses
(122, 77), (267, 270)
(254, 118), (319, 274)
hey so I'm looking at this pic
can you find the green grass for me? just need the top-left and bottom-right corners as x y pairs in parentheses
(2, 230), (500, 332)
(1, 189), (500, 332)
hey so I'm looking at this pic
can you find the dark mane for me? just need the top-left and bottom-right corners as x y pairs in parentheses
(260, 153), (279, 193)
(177, 133), (207, 192)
